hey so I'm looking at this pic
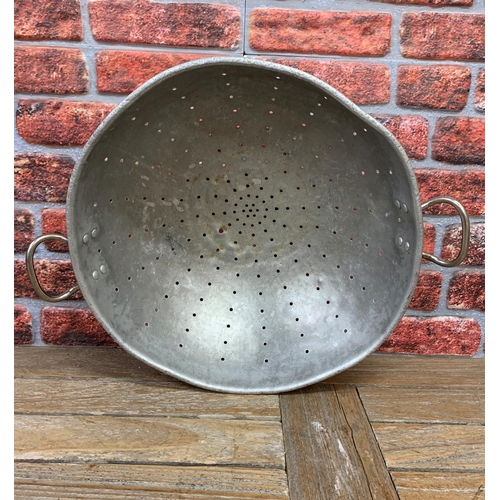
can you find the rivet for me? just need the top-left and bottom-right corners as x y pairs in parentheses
(402, 203), (409, 213)
(397, 236), (403, 246)
(83, 234), (89, 244)
(394, 200), (401, 209)
(404, 241), (410, 251)
(100, 265), (107, 274)
(92, 270), (99, 280)
(91, 228), (98, 238)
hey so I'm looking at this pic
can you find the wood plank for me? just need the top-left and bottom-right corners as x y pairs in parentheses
(358, 386), (485, 424)
(326, 355), (484, 388)
(281, 384), (390, 499)
(372, 423), (484, 471)
(15, 414), (285, 468)
(15, 377), (280, 421)
(15, 346), (171, 380)
(14, 462), (290, 499)
(333, 385), (399, 500)
(15, 348), (485, 389)
(391, 471), (485, 500)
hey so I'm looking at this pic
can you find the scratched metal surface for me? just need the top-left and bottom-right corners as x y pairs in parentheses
(66, 58), (423, 393)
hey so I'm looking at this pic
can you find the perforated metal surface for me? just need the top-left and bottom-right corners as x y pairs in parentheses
(67, 58), (423, 393)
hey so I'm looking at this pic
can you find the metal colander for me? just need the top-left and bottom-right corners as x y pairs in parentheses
(26, 58), (470, 393)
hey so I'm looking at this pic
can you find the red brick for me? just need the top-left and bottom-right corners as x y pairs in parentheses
(14, 0), (83, 41)
(41, 307), (117, 346)
(250, 9), (391, 57)
(16, 100), (115, 146)
(96, 51), (213, 94)
(400, 13), (485, 61)
(14, 305), (32, 345)
(89, 0), (240, 49)
(408, 271), (442, 311)
(417, 169), (484, 216)
(371, 0), (473, 5)
(448, 271), (484, 311)
(373, 115), (428, 160)
(42, 209), (68, 253)
(423, 223), (436, 258)
(14, 209), (34, 254)
(474, 68), (485, 113)
(14, 259), (83, 300)
(397, 65), (471, 111)
(14, 46), (88, 94)
(14, 154), (74, 202)
(378, 316), (481, 355)
(262, 58), (390, 105)
(442, 223), (484, 266)
(432, 117), (484, 165)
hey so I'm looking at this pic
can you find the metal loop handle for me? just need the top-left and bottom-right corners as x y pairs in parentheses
(421, 196), (470, 268)
(25, 234), (80, 302)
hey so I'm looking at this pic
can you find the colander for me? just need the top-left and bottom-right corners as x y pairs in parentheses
(26, 58), (470, 394)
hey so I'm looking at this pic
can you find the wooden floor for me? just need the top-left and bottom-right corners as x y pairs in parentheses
(14, 347), (485, 499)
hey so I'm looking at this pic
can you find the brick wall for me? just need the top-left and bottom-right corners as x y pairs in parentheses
(14, 0), (485, 356)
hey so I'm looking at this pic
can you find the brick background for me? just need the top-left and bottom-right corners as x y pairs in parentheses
(378, 316), (481, 355)
(14, 0), (83, 41)
(41, 307), (117, 346)
(400, 13), (485, 61)
(14, 154), (74, 202)
(250, 9), (392, 56)
(41, 209), (68, 252)
(371, 0), (473, 5)
(14, 209), (34, 254)
(442, 223), (484, 266)
(14, 259), (83, 300)
(373, 114), (428, 160)
(14, 0), (485, 356)
(475, 68), (485, 112)
(261, 58), (391, 105)
(96, 51), (212, 94)
(14, 46), (89, 94)
(89, 0), (241, 49)
(447, 271), (485, 311)
(14, 305), (32, 345)
(432, 117), (485, 165)
(397, 65), (471, 111)
(16, 100), (115, 146)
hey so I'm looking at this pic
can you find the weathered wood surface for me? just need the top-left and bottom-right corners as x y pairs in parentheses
(333, 384), (399, 500)
(326, 354), (484, 388)
(15, 347), (485, 388)
(391, 471), (485, 500)
(15, 414), (285, 468)
(15, 377), (281, 420)
(14, 462), (290, 499)
(14, 347), (486, 499)
(14, 346), (168, 380)
(358, 386), (485, 424)
(280, 384), (398, 500)
(372, 423), (484, 471)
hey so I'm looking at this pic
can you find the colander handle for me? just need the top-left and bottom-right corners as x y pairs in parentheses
(25, 234), (81, 302)
(421, 196), (470, 267)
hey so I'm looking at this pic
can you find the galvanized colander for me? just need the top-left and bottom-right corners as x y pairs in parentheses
(26, 58), (470, 393)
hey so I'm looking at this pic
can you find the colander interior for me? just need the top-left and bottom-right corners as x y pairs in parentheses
(68, 59), (422, 393)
